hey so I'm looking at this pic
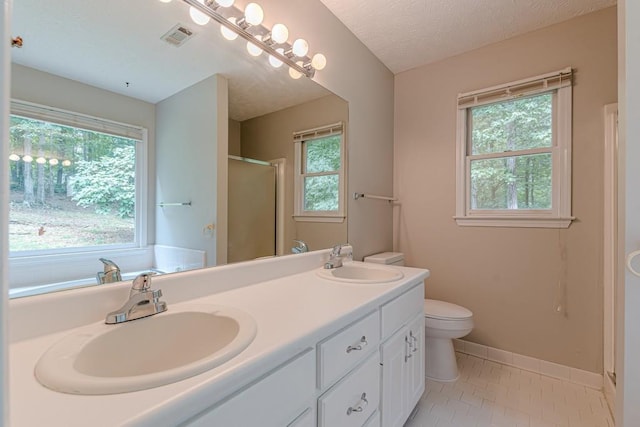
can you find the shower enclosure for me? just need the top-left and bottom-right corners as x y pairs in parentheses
(227, 156), (277, 263)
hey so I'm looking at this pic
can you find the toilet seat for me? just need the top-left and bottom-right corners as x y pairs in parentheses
(424, 299), (472, 320)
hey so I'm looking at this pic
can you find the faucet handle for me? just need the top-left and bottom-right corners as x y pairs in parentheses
(131, 272), (156, 294)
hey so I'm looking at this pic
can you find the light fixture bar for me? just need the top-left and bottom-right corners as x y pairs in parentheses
(181, 0), (315, 78)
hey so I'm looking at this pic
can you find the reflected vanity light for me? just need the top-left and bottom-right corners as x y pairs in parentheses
(179, 0), (326, 79)
(9, 154), (69, 165)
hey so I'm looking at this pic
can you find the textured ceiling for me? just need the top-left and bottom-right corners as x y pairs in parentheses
(11, 0), (331, 121)
(319, 0), (617, 74)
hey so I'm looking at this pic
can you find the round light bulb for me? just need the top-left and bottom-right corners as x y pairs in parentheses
(311, 53), (327, 70)
(289, 61), (304, 79)
(62, 160), (71, 167)
(269, 48), (284, 68)
(292, 39), (309, 57)
(158, 0), (172, 3)
(271, 23), (289, 44)
(36, 157), (46, 164)
(215, 0), (234, 6)
(49, 158), (59, 166)
(9, 153), (20, 161)
(246, 35), (263, 56)
(244, 3), (264, 26)
(189, 0), (210, 26)
(221, 17), (238, 40)
(22, 155), (33, 163)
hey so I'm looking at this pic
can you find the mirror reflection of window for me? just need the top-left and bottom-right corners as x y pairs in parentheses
(9, 114), (140, 252)
(8, 100), (148, 297)
(293, 122), (345, 221)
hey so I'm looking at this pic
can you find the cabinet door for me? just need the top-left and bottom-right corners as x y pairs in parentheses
(186, 350), (315, 427)
(380, 326), (409, 427)
(405, 313), (425, 415)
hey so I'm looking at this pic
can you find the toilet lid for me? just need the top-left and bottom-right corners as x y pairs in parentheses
(424, 299), (473, 320)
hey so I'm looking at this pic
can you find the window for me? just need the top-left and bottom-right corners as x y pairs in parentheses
(293, 122), (345, 222)
(455, 68), (574, 228)
(8, 100), (148, 289)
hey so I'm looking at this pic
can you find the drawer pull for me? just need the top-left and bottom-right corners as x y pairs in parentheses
(346, 336), (368, 353)
(346, 393), (368, 415)
(410, 331), (418, 353)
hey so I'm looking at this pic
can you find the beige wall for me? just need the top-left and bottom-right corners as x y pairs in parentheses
(394, 7), (617, 372)
(228, 119), (241, 157)
(256, 0), (395, 260)
(241, 94), (348, 252)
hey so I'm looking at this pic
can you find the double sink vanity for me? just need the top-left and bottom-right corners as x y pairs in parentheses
(9, 249), (429, 426)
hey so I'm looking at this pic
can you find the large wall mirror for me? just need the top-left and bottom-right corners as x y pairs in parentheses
(8, 0), (348, 298)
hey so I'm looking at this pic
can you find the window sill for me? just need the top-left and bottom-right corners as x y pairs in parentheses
(454, 216), (575, 228)
(293, 215), (345, 223)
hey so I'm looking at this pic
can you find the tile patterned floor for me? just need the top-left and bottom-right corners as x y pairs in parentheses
(405, 353), (614, 427)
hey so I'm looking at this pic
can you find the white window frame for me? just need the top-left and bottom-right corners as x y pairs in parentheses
(454, 68), (574, 228)
(7, 99), (150, 290)
(293, 122), (346, 223)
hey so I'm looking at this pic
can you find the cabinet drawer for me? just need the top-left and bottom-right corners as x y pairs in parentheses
(186, 349), (315, 427)
(318, 310), (380, 389)
(318, 353), (381, 427)
(381, 283), (423, 339)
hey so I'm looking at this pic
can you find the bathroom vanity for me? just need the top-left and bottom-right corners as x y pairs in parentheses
(8, 250), (428, 426)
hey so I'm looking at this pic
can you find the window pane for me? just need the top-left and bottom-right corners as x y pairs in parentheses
(470, 153), (552, 210)
(304, 175), (339, 211)
(9, 115), (137, 251)
(304, 135), (341, 173)
(470, 93), (552, 155)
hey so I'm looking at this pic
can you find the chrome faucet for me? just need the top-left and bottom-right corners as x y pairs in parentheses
(97, 258), (122, 284)
(105, 273), (167, 324)
(324, 243), (351, 269)
(291, 239), (309, 254)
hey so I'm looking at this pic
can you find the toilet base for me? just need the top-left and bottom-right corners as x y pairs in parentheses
(425, 336), (459, 382)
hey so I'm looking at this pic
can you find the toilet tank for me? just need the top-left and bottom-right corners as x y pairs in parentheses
(363, 252), (405, 266)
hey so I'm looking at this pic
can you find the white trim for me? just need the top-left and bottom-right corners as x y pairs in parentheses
(458, 67), (573, 108)
(271, 158), (286, 256)
(603, 103), (618, 418)
(293, 215), (345, 223)
(0, 0), (11, 423)
(454, 216), (573, 228)
(10, 99), (145, 140)
(454, 339), (604, 390)
(455, 73), (573, 228)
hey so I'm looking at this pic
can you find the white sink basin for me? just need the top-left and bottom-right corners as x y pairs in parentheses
(316, 262), (404, 284)
(35, 304), (257, 395)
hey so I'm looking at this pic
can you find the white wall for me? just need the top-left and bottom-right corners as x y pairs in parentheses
(155, 75), (228, 267)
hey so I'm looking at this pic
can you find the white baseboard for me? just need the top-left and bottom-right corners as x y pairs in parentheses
(454, 339), (603, 390)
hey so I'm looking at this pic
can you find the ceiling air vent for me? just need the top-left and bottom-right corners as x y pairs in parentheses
(161, 24), (195, 47)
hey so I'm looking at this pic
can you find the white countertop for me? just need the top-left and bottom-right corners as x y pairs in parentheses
(9, 255), (428, 427)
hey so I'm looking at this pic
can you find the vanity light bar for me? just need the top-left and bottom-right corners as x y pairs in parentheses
(180, 0), (322, 78)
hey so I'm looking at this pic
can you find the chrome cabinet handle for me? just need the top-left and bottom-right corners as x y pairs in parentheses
(346, 393), (368, 415)
(405, 336), (413, 362)
(346, 336), (367, 353)
(410, 331), (418, 353)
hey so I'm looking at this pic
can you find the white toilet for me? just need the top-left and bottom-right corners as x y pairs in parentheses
(364, 252), (474, 382)
(423, 299), (473, 382)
